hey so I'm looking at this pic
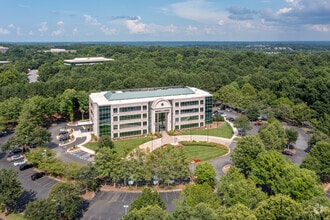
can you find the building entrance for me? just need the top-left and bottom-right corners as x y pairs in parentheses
(155, 112), (167, 132)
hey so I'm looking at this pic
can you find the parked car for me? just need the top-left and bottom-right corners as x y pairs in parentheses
(226, 117), (235, 122)
(14, 159), (28, 167)
(59, 129), (68, 135)
(8, 148), (23, 156)
(19, 163), (33, 171)
(0, 130), (7, 137)
(31, 172), (45, 181)
(285, 143), (295, 149)
(11, 154), (24, 161)
(282, 150), (293, 156)
(59, 134), (70, 141)
(29, 143), (37, 148)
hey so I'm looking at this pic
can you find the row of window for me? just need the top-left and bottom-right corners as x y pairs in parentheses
(112, 121), (148, 130)
(175, 100), (204, 107)
(112, 105), (148, 113)
(113, 129), (147, 138)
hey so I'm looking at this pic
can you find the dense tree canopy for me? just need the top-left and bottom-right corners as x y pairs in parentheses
(231, 135), (266, 174)
(218, 167), (267, 209)
(0, 168), (23, 211)
(301, 141), (330, 182)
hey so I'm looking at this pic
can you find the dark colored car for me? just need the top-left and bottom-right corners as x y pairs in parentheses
(19, 163), (33, 171)
(31, 172), (45, 181)
(282, 150), (293, 156)
(226, 117), (235, 122)
(29, 143), (37, 148)
(8, 148), (23, 156)
(59, 134), (70, 141)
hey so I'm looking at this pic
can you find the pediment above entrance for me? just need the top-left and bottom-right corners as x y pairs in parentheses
(151, 98), (172, 109)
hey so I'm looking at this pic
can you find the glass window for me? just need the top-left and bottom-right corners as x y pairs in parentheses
(143, 105), (147, 110)
(113, 125), (118, 130)
(113, 108), (118, 113)
(120, 114), (141, 121)
(120, 130), (141, 137)
(175, 102), (179, 107)
(113, 116), (118, 121)
(180, 100), (199, 106)
(120, 122), (141, 129)
(180, 108), (199, 114)
(119, 106), (141, 112)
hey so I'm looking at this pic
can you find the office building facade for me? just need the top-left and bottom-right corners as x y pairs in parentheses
(89, 86), (212, 138)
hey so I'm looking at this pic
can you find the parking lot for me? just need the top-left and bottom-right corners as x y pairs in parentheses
(0, 150), (58, 211)
(82, 190), (180, 220)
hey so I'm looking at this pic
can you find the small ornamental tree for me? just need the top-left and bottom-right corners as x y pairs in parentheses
(285, 127), (298, 144)
(25, 198), (58, 220)
(194, 162), (217, 188)
(130, 188), (165, 211)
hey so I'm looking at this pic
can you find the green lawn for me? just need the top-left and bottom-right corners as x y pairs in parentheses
(84, 137), (152, 156)
(7, 213), (26, 220)
(179, 122), (234, 139)
(181, 145), (228, 162)
(175, 141), (228, 162)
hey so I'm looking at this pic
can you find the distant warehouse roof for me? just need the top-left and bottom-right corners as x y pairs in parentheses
(64, 57), (114, 66)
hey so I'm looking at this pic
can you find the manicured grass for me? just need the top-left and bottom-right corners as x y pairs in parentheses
(83, 142), (98, 151)
(84, 137), (152, 156)
(113, 137), (152, 156)
(176, 141), (228, 162)
(7, 213), (26, 220)
(179, 122), (234, 139)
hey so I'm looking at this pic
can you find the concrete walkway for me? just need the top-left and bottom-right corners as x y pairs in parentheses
(139, 121), (237, 154)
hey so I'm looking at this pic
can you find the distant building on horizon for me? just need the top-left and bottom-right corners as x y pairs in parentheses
(45, 48), (77, 53)
(0, 46), (9, 53)
(89, 86), (213, 139)
(64, 57), (114, 66)
(0, 61), (11, 65)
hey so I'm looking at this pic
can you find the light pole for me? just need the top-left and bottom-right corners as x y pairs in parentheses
(123, 205), (129, 215)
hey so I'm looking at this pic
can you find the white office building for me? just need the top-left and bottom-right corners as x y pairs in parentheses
(89, 86), (213, 138)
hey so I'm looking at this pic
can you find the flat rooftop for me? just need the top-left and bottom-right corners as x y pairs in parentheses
(64, 57), (114, 65)
(90, 86), (212, 106)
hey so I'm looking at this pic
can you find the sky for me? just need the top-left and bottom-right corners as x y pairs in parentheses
(0, 0), (330, 42)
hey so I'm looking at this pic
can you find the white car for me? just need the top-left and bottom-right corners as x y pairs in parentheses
(11, 154), (24, 161)
(14, 159), (27, 167)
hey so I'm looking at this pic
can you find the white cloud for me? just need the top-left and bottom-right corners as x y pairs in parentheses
(52, 29), (64, 36)
(0, 28), (10, 35)
(100, 26), (116, 35)
(72, 28), (78, 35)
(57, 21), (64, 26)
(186, 25), (198, 34)
(163, 0), (229, 24)
(8, 24), (15, 28)
(125, 16), (147, 33)
(276, 7), (292, 15)
(38, 22), (48, 33)
(308, 24), (329, 32)
(29, 31), (34, 36)
(84, 14), (100, 26)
